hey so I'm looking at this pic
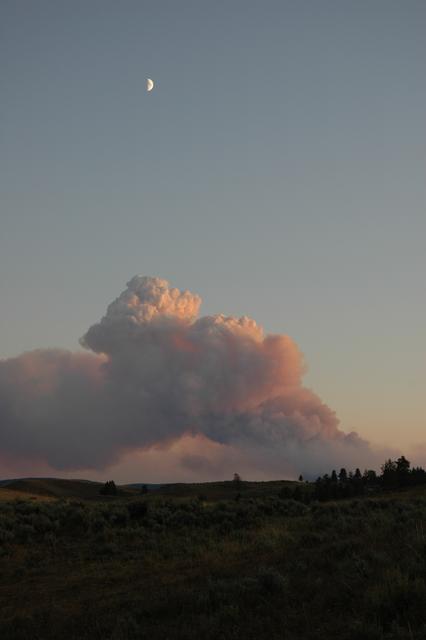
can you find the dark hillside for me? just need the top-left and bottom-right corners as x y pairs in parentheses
(0, 478), (303, 502)
(157, 479), (300, 501)
(1, 478), (137, 500)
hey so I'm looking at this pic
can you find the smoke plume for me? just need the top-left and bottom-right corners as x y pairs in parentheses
(0, 276), (379, 478)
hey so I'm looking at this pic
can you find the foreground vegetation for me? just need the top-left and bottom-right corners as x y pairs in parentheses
(1, 469), (426, 640)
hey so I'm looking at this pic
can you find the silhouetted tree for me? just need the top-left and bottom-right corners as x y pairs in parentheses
(100, 480), (117, 496)
(314, 477), (325, 501)
(363, 469), (378, 487)
(314, 475), (334, 501)
(298, 474), (304, 482)
(353, 468), (364, 496)
(396, 456), (410, 487)
(312, 456), (426, 503)
(381, 459), (398, 488)
(411, 466), (426, 485)
(338, 468), (347, 483)
(233, 473), (242, 489)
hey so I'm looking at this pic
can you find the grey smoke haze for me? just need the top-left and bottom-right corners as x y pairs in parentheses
(0, 276), (382, 477)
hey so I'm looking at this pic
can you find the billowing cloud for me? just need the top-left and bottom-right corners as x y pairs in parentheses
(0, 276), (382, 479)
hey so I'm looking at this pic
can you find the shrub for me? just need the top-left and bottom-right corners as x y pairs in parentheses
(127, 501), (148, 521)
(15, 523), (35, 543)
(368, 568), (426, 626)
(256, 567), (288, 595)
(110, 614), (141, 640)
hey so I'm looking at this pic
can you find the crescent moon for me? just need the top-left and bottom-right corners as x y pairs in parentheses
(147, 78), (154, 92)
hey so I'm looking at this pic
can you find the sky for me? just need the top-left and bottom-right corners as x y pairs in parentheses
(1, 1), (425, 481)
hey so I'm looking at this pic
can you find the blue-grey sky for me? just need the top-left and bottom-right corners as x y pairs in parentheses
(1, 0), (425, 460)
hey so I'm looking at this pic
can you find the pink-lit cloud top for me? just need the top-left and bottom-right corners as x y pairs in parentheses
(0, 276), (382, 479)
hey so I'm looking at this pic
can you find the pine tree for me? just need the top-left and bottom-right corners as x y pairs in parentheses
(381, 459), (397, 488)
(394, 456), (410, 487)
(100, 480), (118, 496)
(233, 473), (242, 489)
(338, 468), (347, 483)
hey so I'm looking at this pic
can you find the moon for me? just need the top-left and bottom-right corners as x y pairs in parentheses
(146, 78), (154, 92)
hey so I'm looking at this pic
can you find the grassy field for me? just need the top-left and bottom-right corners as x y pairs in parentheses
(0, 479), (425, 640)
(0, 489), (55, 502)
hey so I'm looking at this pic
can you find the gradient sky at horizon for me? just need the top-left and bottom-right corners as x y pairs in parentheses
(1, 0), (425, 470)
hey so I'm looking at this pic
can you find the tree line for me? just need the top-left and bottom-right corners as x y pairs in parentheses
(314, 455), (426, 501)
(98, 455), (426, 503)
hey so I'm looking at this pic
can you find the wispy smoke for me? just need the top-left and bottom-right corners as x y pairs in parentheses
(0, 276), (380, 478)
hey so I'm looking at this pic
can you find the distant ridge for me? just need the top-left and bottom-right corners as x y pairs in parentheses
(0, 477), (298, 502)
(0, 477), (100, 487)
(124, 483), (164, 490)
(0, 477), (137, 499)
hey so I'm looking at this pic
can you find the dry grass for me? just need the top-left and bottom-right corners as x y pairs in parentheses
(0, 488), (55, 502)
(1, 484), (426, 639)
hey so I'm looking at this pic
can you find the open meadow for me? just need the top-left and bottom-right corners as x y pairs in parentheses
(1, 477), (426, 640)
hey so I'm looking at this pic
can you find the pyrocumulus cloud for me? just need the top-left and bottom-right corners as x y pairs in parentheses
(0, 276), (380, 477)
